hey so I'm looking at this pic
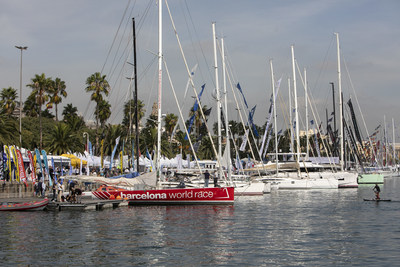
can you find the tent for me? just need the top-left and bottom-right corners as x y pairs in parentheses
(61, 154), (87, 167)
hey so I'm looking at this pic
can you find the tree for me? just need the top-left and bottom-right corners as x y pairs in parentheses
(45, 123), (84, 155)
(85, 72), (110, 128)
(0, 87), (18, 116)
(164, 113), (178, 137)
(102, 124), (125, 156)
(49, 77), (67, 121)
(0, 115), (18, 144)
(27, 73), (52, 149)
(62, 103), (78, 121)
(23, 92), (40, 117)
(96, 99), (111, 127)
(122, 99), (145, 129)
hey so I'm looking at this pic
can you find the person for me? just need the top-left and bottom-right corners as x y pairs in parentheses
(204, 170), (210, 187)
(57, 181), (63, 202)
(75, 187), (82, 203)
(213, 171), (219, 187)
(51, 182), (57, 201)
(373, 184), (381, 200)
(42, 181), (46, 198)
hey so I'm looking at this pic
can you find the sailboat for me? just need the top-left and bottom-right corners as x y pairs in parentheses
(92, 1), (234, 205)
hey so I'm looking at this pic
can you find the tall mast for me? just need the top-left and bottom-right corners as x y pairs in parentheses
(384, 115), (387, 167)
(288, 77), (293, 154)
(270, 59), (278, 174)
(291, 45), (300, 168)
(132, 17), (140, 172)
(212, 22), (222, 180)
(393, 118), (396, 171)
(335, 32), (344, 171)
(222, 38), (231, 181)
(304, 68), (309, 160)
(156, 0), (163, 180)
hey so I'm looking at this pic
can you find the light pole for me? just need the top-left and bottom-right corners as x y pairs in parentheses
(83, 132), (89, 152)
(15, 45), (28, 147)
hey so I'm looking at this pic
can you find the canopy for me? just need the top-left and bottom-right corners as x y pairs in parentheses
(61, 154), (87, 167)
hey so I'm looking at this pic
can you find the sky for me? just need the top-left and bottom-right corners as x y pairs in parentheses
(1, 0), (400, 139)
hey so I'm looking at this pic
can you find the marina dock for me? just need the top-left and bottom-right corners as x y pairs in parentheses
(47, 199), (128, 211)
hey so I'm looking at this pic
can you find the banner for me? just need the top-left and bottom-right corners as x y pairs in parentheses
(4, 145), (12, 180)
(347, 99), (362, 144)
(42, 149), (52, 187)
(248, 105), (259, 137)
(240, 129), (249, 152)
(16, 149), (27, 186)
(110, 136), (120, 168)
(185, 84), (205, 140)
(0, 145), (3, 180)
(10, 146), (19, 182)
(51, 157), (57, 183)
(119, 151), (123, 172)
(100, 139), (104, 169)
(35, 149), (43, 175)
(27, 151), (36, 182)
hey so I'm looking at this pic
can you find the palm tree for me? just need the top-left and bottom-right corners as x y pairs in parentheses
(62, 103), (78, 121)
(96, 99), (111, 128)
(0, 87), (18, 116)
(122, 99), (145, 128)
(0, 114), (18, 144)
(27, 73), (52, 149)
(49, 78), (67, 121)
(164, 113), (178, 137)
(45, 123), (84, 155)
(85, 72), (110, 128)
(23, 92), (40, 117)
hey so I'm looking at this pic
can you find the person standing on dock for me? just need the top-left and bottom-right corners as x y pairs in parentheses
(373, 184), (381, 200)
(57, 181), (63, 202)
(204, 170), (210, 187)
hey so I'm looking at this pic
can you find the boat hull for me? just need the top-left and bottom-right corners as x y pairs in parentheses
(92, 187), (234, 205)
(0, 199), (49, 211)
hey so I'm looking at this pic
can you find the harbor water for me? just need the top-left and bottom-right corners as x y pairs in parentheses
(1, 177), (400, 266)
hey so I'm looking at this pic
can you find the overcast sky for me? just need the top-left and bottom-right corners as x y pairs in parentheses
(1, 0), (399, 138)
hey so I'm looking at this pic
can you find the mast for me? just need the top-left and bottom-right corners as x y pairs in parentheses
(156, 0), (163, 180)
(270, 60), (279, 174)
(393, 118), (396, 171)
(304, 68), (309, 160)
(291, 45), (300, 169)
(212, 22), (222, 180)
(132, 17), (140, 172)
(384, 115), (387, 167)
(222, 37), (231, 181)
(335, 32), (344, 172)
(288, 77), (294, 154)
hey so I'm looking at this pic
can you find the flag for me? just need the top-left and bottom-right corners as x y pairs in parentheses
(51, 157), (57, 183)
(0, 145), (3, 181)
(146, 148), (154, 171)
(100, 139), (104, 169)
(185, 84), (205, 140)
(42, 150), (52, 187)
(35, 149), (43, 175)
(119, 151), (123, 172)
(240, 129), (249, 152)
(10, 146), (19, 182)
(110, 136), (121, 168)
(4, 145), (12, 180)
(248, 105), (259, 137)
(328, 117), (333, 123)
(16, 149), (27, 186)
(236, 83), (249, 109)
(27, 151), (36, 182)
(203, 107), (212, 116)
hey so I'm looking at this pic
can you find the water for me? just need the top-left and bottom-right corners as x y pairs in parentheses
(1, 178), (400, 266)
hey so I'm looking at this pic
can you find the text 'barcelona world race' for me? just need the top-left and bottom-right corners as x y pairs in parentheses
(120, 190), (214, 200)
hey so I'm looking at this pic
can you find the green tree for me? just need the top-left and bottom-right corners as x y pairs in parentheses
(27, 73), (52, 149)
(85, 72), (110, 128)
(0, 115), (18, 144)
(49, 77), (67, 121)
(62, 103), (78, 121)
(122, 99), (145, 129)
(96, 99), (111, 128)
(164, 113), (178, 136)
(0, 87), (18, 116)
(45, 123), (84, 155)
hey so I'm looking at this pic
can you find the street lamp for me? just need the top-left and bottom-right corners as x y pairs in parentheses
(83, 132), (89, 152)
(15, 46), (28, 147)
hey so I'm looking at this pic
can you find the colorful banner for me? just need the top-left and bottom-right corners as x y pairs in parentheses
(16, 149), (28, 186)
(100, 139), (104, 169)
(35, 149), (43, 175)
(185, 84), (205, 140)
(4, 145), (12, 180)
(10, 146), (19, 182)
(42, 150), (52, 187)
(0, 145), (4, 180)
(27, 150), (36, 182)
(111, 136), (120, 168)
(51, 157), (57, 183)
(119, 151), (123, 172)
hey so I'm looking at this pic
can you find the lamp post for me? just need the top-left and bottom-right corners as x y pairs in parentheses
(83, 132), (89, 152)
(15, 45), (28, 147)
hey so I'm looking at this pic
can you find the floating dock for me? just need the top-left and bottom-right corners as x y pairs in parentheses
(47, 199), (128, 211)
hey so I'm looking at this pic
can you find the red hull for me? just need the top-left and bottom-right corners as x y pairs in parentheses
(0, 199), (49, 211)
(92, 187), (234, 205)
